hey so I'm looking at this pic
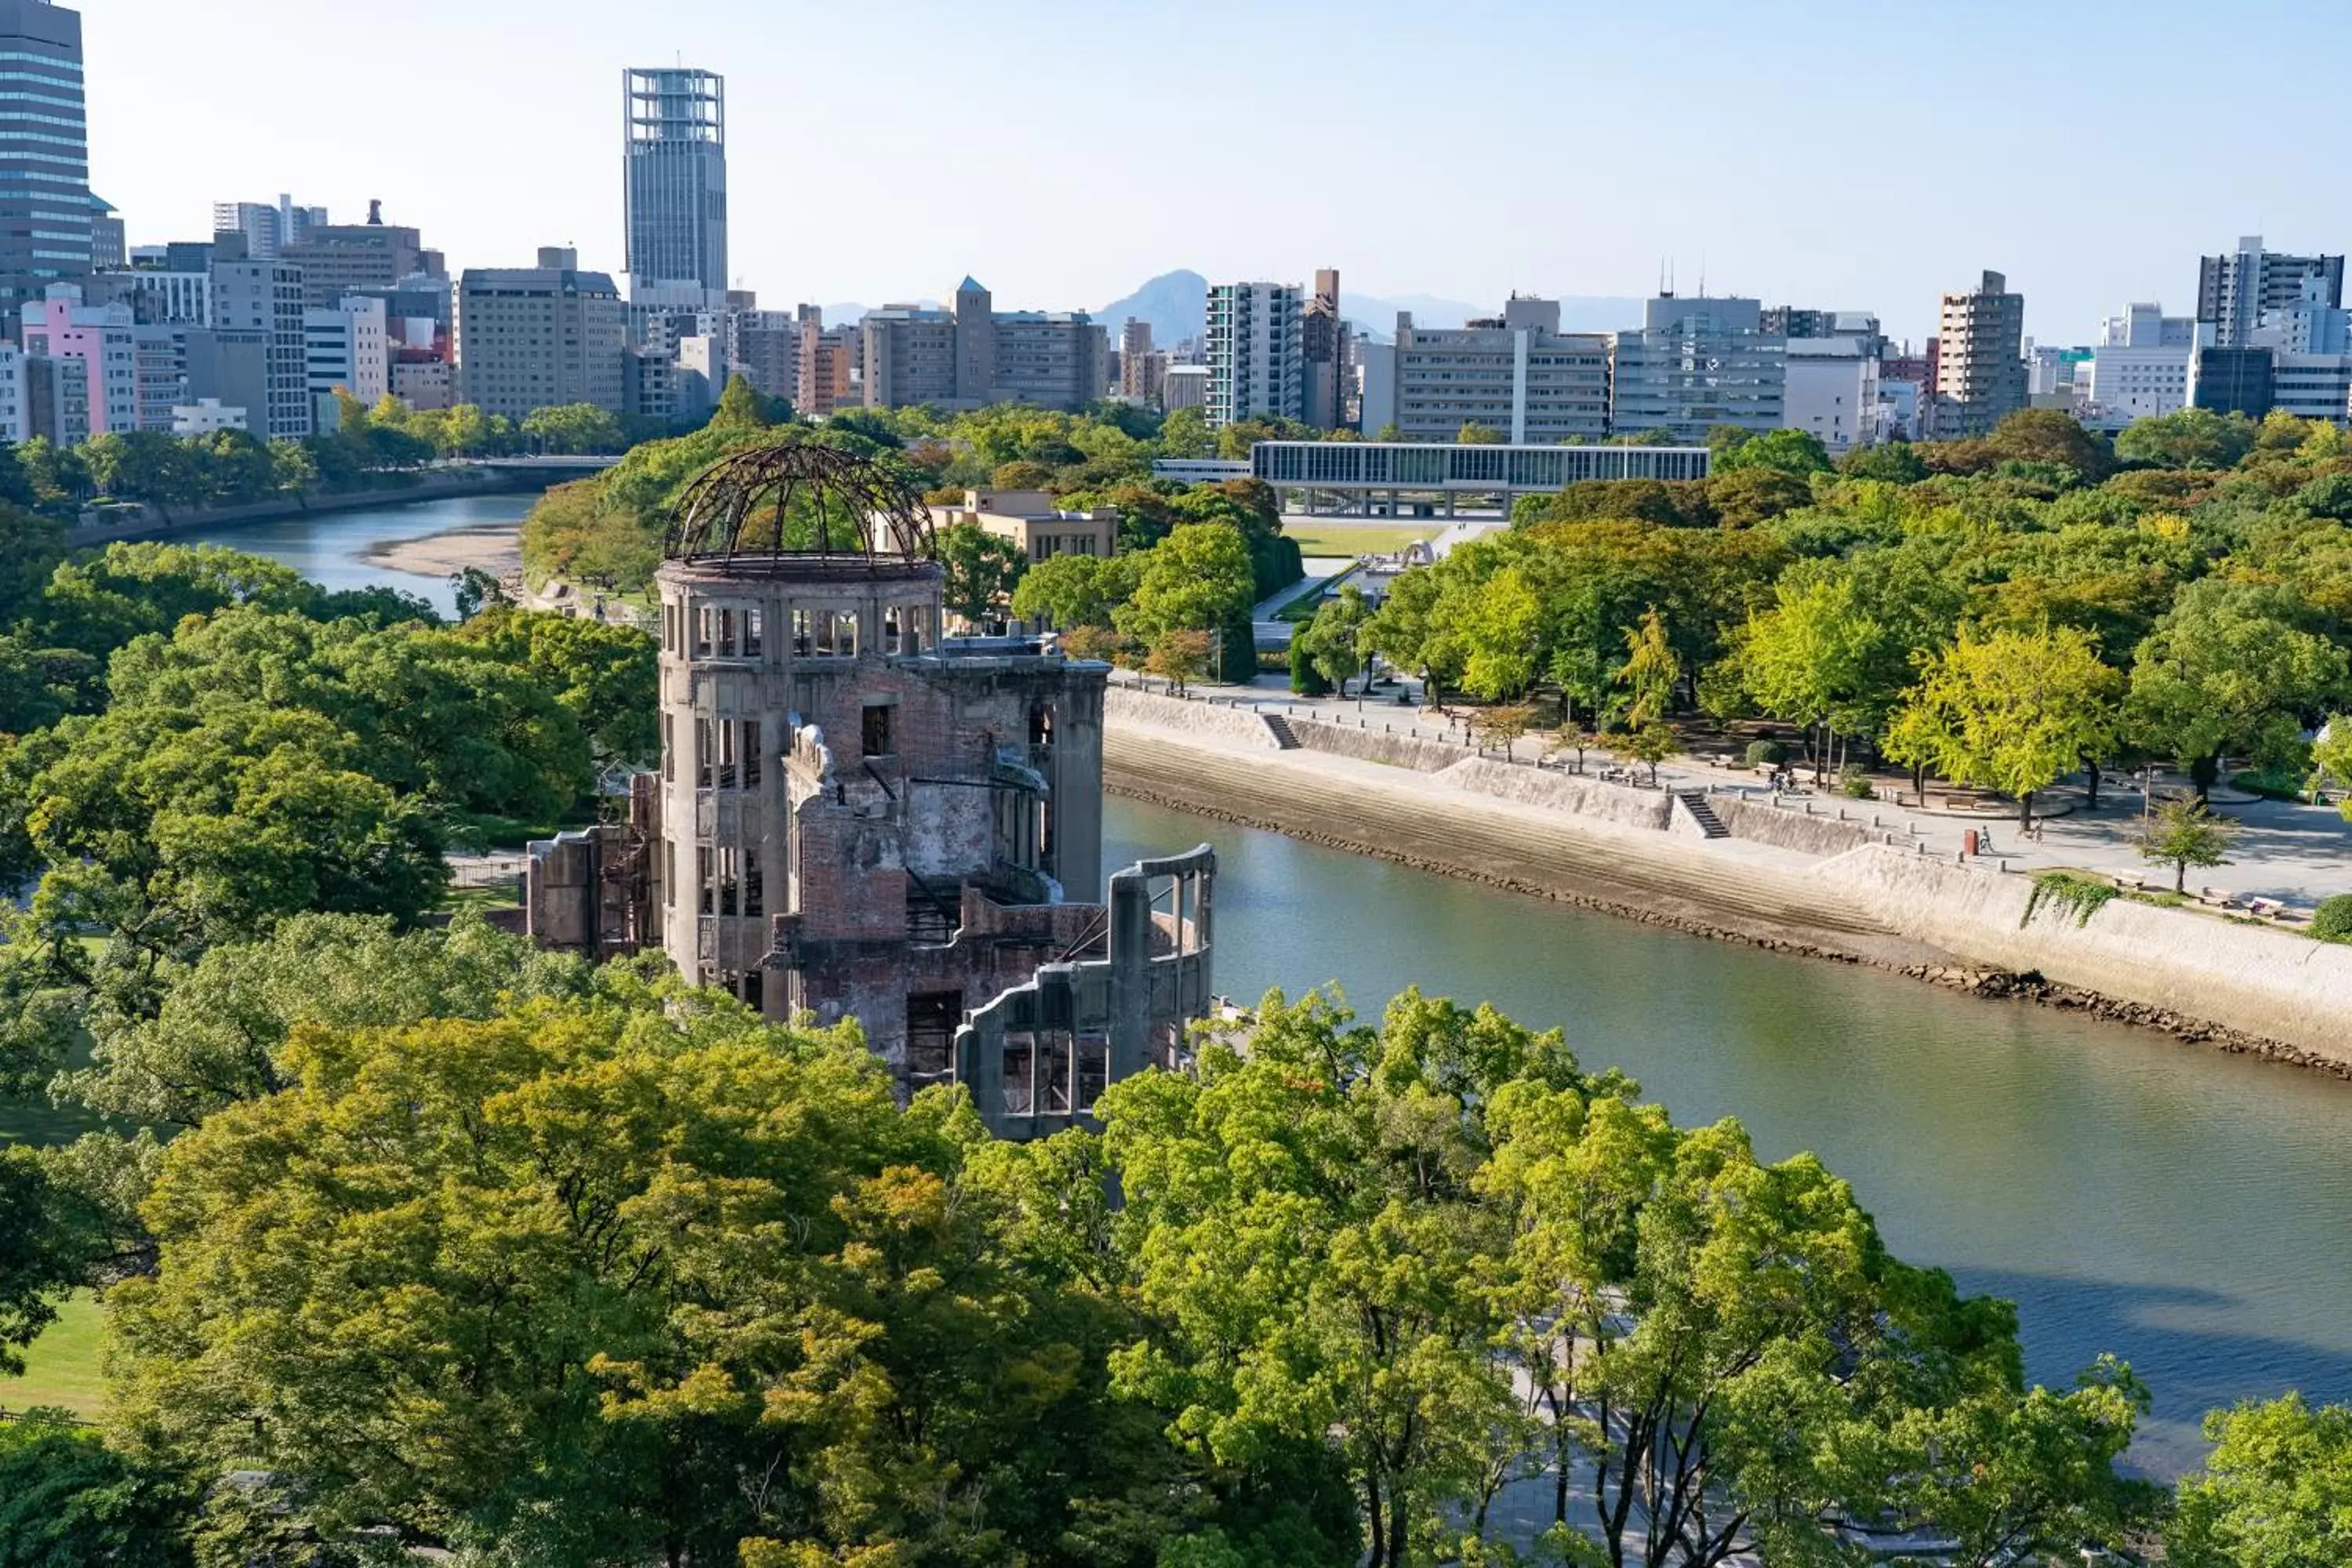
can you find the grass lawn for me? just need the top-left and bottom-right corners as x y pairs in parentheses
(441, 881), (522, 916)
(1286, 524), (1438, 557)
(5, 1291), (103, 1419)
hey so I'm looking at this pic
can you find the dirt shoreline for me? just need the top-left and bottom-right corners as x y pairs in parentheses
(1105, 751), (2346, 1082)
(361, 525), (523, 579)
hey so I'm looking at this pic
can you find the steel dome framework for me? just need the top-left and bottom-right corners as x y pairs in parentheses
(664, 439), (934, 568)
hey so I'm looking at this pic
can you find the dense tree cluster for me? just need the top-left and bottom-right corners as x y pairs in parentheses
(1368, 409), (2352, 818)
(0, 910), (2183, 1566)
(522, 401), (1302, 682)
(0, 535), (652, 1161)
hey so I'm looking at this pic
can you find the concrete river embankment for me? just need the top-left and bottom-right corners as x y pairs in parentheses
(1104, 686), (2352, 1072)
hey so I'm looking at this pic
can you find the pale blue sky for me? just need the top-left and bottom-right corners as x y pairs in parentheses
(85, 0), (2352, 343)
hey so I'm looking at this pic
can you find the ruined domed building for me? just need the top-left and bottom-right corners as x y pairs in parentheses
(525, 438), (1214, 1137)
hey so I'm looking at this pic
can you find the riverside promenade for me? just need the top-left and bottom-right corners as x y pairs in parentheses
(1103, 673), (2352, 1072)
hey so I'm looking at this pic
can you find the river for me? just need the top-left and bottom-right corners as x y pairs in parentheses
(176, 492), (538, 619)
(1106, 795), (2352, 1474)
(159, 499), (2352, 1472)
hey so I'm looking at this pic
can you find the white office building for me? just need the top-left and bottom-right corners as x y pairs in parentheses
(1205, 280), (1301, 426)
(1782, 337), (1880, 452)
(1387, 297), (1611, 444)
(304, 294), (390, 405)
(172, 397), (246, 434)
(2080, 304), (2201, 428)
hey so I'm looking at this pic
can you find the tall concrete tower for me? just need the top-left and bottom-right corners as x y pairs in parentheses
(622, 67), (728, 301)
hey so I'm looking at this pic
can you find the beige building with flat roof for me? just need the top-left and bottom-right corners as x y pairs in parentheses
(931, 487), (1119, 564)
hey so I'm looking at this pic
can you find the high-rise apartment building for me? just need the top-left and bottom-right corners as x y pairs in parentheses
(860, 305), (957, 408)
(622, 67), (727, 300)
(1386, 296), (1610, 443)
(212, 196), (328, 261)
(1301, 267), (1353, 430)
(2198, 236), (2344, 350)
(727, 308), (796, 403)
(1610, 295), (1786, 441)
(794, 305), (854, 417)
(1205, 281), (1301, 427)
(0, 0), (90, 326)
(1930, 270), (2026, 438)
(1118, 318), (1154, 399)
(211, 258), (311, 437)
(454, 247), (626, 420)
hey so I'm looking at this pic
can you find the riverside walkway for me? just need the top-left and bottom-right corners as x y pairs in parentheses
(1115, 669), (2352, 914)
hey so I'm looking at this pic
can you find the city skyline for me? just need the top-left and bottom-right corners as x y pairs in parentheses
(82, 0), (2352, 343)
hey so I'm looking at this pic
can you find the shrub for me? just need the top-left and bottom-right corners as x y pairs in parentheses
(1839, 764), (1876, 800)
(2023, 871), (2118, 929)
(1744, 739), (1788, 768)
(2312, 895), (2352, 943)
(1289, 637), (1331, 695)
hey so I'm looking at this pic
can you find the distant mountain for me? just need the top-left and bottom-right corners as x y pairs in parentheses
(1097, 270), (1207, 347)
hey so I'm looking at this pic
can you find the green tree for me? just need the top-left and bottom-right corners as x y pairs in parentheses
(1736, 575), (1881, 782)
(2169, 1395), (2352, 1568)
(1985, 409), (2115, 480)
(1010, 550), (1136, 630)
(711, 372), (773, 432)
(1145, 626), (1213, 693)
(0, 1414), (192, 1566)
(2129, 579), (2348, 800)
(1117, 523), (1256, 641)
(1835, 441), (1929, 483)
(1887, 624), (2122, 826)
(106, 983), (1261, 1566)
(520, 402), (627, 455)
(1098, 989), (1566, 1567)
(1615, 606), (1679, 728)
(2316, 716), (2352, 818)
(1711, 427), (1828, 477)
(456, 607), (659, 766)
(1296, 584), (1372, 695)
(1457, 420), (1502, 445)
(2115, 407), (2258, 469)
(2137, 798), (2239, 894)
(931, 519), (1029, 629)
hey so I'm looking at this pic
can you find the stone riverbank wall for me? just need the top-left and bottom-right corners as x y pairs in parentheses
(1103, 687), (2352, 1073)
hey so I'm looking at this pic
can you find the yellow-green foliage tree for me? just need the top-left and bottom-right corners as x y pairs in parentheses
(1886, 624), (2122, 825)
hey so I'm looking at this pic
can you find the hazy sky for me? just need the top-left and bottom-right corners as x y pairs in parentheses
(84, 0), (2352, 343)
